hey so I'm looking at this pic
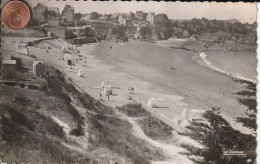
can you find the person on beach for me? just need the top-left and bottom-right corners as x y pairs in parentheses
(99, 93), (103, 101)
(67, 59), (72, 69)
(104, 85), (112, 101)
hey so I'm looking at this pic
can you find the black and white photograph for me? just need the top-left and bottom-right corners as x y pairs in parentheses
(0, 0), (257, 163)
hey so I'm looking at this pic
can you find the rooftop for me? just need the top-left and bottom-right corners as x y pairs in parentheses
(67, 26), (86, 30)
(47, 7), (60, 14)
(33, 61), (44, 66)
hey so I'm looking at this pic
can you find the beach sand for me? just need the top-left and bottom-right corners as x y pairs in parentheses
(1, 36), (256, 163)
(2, 37), (253, 131)
(25, 38), (252, 133)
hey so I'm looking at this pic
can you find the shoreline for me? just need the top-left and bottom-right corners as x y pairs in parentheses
(155, 40), (257, 84)
(199, 52), (257, 84)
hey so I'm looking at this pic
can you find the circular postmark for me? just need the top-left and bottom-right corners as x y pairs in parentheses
(1, 1), (31, 30)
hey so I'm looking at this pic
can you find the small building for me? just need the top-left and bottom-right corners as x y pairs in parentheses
(62, 5), (75, 23)
(111, 12), (120, 20)
(118, 14), (131, 26)
(135, 11), (147, 21)
(80, 14), (91, 22)
(33, 3), (61, 24)
(47, 7), (60, 20)
(10, 56), (22, 69)
(99, 15), (108, 21)
(17, 41), (28, 54)
(146, 12), (157, 26)
(33, 3), (47, 23)
(33, 61), (45, 77)
(1, 60), (16, 80)
(118, 15), (127, 25)
(46, 26), (76, 40)
(66, 26), (90, 38)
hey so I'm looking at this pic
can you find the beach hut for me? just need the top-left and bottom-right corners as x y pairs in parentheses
(77, 69), (83, 77)
(104, 85), (112, 100)
(1, 60), (16, 80)
(61, 46), (66, 53)
(47, 31), (52, 37)
(33, 61), (45, 77)
(11, 56), (22, 69)
(179, 108), (191, 122)
(101, 79), (110, 88)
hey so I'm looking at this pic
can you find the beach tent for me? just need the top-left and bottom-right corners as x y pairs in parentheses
(179, 108), (191, 122)
(101, 79), (110, 88)
(104, 85), (112, 96)
(64, 54), (72, 61)
(77, 69), (83, 77)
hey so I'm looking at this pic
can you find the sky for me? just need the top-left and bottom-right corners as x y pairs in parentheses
(1, 0), (257, 23)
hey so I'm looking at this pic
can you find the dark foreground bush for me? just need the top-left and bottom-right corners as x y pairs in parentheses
(182, 107), (256, 163)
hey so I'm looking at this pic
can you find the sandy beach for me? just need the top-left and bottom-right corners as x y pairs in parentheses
(2, 37), (254, 133)
(1, 35), (256, 163)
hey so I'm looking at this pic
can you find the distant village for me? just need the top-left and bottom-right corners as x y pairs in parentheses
(31, 3), (257, 45)
(32, 3), (171, 44)
(33, 3), (165, 27)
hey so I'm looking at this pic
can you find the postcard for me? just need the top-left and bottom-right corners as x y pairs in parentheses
(0, 1), (257, 163)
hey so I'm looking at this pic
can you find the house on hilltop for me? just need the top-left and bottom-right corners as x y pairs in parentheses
(118, 14), (131, 26)
(80, 14), (91, 22)
(111, 12), (120, 20)
(146, 12), (157, 26)
(33, 3), (61, 24)
(33, 3), (47, 23)
(99, 15), (108, 22)
(62, 5), (75, 22)
(135, 11), (147, 21)
(47, 7), (60, 20)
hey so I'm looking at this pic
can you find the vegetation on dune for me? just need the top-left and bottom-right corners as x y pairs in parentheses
(1, 119), (93, 164)
(137, 117), (173, 141)
(52, 71), (165, 163)
(0, 66), (91, 163)
(116, 103), (151, 117)
(1, 58), (167, 163)
(87, 114), (162, 164)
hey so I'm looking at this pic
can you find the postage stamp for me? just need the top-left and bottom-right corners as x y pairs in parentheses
(0, 1), (257, 164)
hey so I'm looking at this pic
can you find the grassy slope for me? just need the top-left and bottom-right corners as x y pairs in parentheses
(1, 53), (168, 163)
